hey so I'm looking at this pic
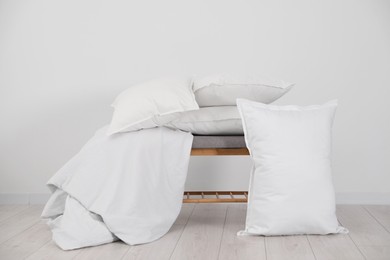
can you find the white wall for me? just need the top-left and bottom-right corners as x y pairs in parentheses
(1, 0), (389, 203)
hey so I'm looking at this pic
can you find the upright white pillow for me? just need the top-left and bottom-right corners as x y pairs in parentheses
(237, 99), (348, 236)
(194, 74), (294, 107)
(107, 77), (199, 135)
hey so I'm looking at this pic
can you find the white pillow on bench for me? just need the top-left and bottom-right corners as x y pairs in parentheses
(194, 74), (293, 107)
(165, 106), (243, 135)
(107, 77), (198, 135)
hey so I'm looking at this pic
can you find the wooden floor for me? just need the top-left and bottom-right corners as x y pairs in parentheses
(0, 204), (389, 260)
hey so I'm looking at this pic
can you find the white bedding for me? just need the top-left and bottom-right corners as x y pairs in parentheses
(42, 126), (193, 250)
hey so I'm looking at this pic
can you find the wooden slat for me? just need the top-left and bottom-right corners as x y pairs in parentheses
(184, 191), (247, 195)
(184, 198), (247, 203)
(191, 148), (249, 156)
(218, 204), (266, 260)
(170, 204), (228, 260)
(183, 191), (248, 203)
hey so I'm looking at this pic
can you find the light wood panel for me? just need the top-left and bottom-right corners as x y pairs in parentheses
(218, 204), (266, 260)
(0, 222), (51, 260)
(265, 235), (316, 260)
(307, 233), (365, 260)
(173, 203), (196, 225)
(170, 203), (228, 260)
(0, 206), (43, 244)
(122, 224), (184, 260)
(26, 241), (82, 260)
(0, 205), (29, 223)
(73, 241), (130, 260)
(364, 205), (390, 232)
(337, 205), (390, 259)
(121, 203), (195, 260)
(0, 204), (390, 259)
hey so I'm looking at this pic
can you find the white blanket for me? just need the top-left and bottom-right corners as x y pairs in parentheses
(42, 126), (193, 250)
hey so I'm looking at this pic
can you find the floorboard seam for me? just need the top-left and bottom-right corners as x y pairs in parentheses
(338, 206), (368, 260)
(346, 233), (367, 260)
(168, 203), (196, 260)
(216, 204), (229, 260)
(264, 237), (268, 260)
(24, 240), (51, 259)
(0, 219), (41, 246)
(363, 206), (390, 234)
(23, 237), (52, 259)
(69, 245), (85, 259)
(0, 206), (33, 225)
(117, 243), (132, 260)
(305, 235), (318, 260)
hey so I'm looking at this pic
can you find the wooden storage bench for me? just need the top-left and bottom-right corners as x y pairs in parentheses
(184, 135), (249, 203)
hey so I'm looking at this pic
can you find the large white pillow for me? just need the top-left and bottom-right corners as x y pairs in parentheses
(237, 99), (348, 236)
(194, 74), (294, 107)
(107, 77), (199, 135)
(165, 106), (243, 135)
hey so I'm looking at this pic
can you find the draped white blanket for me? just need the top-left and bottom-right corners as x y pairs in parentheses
(41, 126), (193, 250)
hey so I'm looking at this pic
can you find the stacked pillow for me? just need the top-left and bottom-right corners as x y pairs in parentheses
(165, 106), (243, 135)
(107, 77), (198, 135)
(108, 74), (294, 136)
(193, 74), (294, 107)
(169, 74), (294, 135)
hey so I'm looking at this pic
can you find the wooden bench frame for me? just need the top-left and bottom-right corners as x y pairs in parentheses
(183, 148), (250, 203)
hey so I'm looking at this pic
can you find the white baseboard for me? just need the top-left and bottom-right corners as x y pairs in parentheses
(335, 192), (390, 205)
(0, 192), (389, 205)
(0, 193), (51, 205)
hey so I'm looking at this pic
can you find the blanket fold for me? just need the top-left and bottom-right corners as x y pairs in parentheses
(42, 126), (193, 250)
